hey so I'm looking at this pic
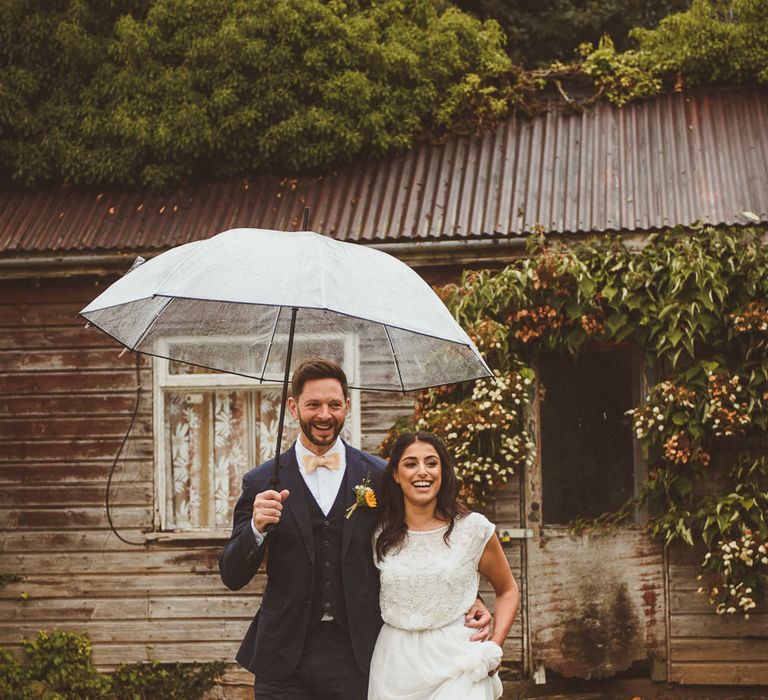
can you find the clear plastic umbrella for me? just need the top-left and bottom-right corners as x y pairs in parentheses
(81, 227), (491, 485)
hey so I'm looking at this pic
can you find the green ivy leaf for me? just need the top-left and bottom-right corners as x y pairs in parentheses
(578, 277), (597, 297)
(605, 312), (627, 335)
(667, 327), (683, 348)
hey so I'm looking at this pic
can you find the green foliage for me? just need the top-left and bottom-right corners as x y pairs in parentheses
(478, 0), (768, 110)
(2, 0), (766, 188)
(0, 0), (151, 183)
(0, 629), (225, 699)
(2, 630), (110, 699)
(0, 0), (513, 188)
(459, 0), (768, 104)
(111, 660), (225, 699)
(696, 457), (768, 617)
(405, 224), (768, 615)
(631, 0), (768, 86)
(0, 647), (25, 700)
(577, 36), (662, 106)
(454, 0), (688, 67)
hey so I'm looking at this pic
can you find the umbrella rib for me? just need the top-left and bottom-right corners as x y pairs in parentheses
(259, 306), (283, 382)
(131, 296), (173, 350)
(383, 325), (406, 394)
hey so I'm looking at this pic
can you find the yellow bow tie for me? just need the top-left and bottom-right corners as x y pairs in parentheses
(303, 452), (342, 473)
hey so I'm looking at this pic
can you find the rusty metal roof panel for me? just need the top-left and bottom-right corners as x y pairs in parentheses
(1, 88), (767, 256)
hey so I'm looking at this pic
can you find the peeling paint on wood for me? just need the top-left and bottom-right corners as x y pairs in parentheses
(527, 530), (666, 679)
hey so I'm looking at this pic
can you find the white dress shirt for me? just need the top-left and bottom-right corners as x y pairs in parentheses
(251, 438), (347, 542)
(293, 437), (347, 515)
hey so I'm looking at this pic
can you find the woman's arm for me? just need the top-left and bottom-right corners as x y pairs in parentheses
(478, 534), (520, 648)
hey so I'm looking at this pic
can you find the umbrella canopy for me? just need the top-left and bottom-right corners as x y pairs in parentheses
(81, 228), (491, 392)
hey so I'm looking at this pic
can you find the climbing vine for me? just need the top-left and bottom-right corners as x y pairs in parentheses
(385, 224), (768, 617)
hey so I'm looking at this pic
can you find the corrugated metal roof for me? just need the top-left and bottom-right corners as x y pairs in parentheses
(1, 88), (767, 255)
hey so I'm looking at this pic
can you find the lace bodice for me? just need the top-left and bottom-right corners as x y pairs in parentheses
(373, 512), (496, 631)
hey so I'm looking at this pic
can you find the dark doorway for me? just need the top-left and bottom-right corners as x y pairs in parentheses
(539, 347), (638, 524)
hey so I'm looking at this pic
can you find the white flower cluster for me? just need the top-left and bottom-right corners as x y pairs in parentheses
(699, 531), (768, 618)
(627, 381), (695, 439)
(416, 368), (535, 503)
(732, 302), (768, 333)
(471, 370), (531, 404)
(628, 404), (665, 440)
(704, 372), (751, 437)
(734, 315), (768, 332)
(455, 429), (536, 487)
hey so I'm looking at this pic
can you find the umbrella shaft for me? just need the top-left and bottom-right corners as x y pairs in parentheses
(269, 306), (299, 489)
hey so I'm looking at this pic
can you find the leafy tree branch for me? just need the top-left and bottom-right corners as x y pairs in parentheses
(2, 0), (766, 188)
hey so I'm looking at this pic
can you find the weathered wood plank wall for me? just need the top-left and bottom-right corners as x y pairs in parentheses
(0, 276), (522, 697)
(483, 482), (526, 677)
(8, 272), (766, 692)
(0, 277), (257, 695)
(667, 546), (768, 685)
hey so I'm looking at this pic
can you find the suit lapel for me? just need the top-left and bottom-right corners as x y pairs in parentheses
(278, 449), (315, 563)
(342, 445), (365, 557)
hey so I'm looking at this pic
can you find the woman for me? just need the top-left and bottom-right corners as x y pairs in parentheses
(368, 431), (519, 700)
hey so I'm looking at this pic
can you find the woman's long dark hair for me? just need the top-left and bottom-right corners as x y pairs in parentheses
(375, 431), (467, 562)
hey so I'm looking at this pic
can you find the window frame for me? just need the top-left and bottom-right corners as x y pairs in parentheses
(152, 333), (361, 534)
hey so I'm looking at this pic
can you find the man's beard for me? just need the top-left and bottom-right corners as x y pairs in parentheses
(299, 415), (344, 448)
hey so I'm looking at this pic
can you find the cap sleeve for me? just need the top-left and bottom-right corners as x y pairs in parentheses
(463, 512), (496, 566)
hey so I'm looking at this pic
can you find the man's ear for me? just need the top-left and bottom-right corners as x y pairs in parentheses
(287, 396), (299, 419)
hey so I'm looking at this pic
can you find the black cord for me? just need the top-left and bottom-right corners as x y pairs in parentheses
(105, 351), (145, 546)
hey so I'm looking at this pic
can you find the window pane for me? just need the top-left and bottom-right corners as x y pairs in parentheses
(213, 392), (250, 527)
(258, 388), (300, 463)
(163, 387), (357, 529)
(167, 391), (210, 527)
(539, 348), (636, 524)
(166, 391), (250, 528)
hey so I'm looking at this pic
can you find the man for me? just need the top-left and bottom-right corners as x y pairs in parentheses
(220, 358), (489, 699)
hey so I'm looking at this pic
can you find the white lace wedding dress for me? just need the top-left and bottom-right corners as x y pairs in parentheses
(368, 512), (503, 700)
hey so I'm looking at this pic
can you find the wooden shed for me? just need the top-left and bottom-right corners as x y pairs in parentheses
(1, 87), (768, 695)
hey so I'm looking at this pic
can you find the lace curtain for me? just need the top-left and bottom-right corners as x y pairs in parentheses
(165, 389), (300, 529)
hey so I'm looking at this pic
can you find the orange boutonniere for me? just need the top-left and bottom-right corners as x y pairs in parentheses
(345, 473), (377, 519)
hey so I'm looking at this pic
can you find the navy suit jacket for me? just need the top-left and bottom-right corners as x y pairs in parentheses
(219, 442), (386, 680)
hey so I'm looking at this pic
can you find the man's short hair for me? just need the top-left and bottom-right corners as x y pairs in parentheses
(291, 358), (349, 400)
